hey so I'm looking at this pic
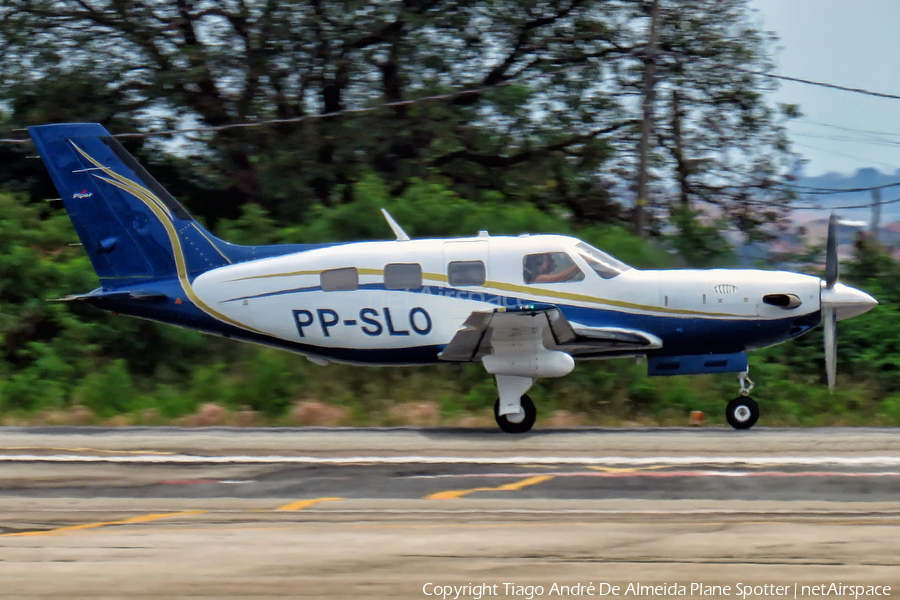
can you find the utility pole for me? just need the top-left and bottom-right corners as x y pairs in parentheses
(635, 0), (660, 237)
(870, 187), (881, 243)
(671, 88), (689, 208)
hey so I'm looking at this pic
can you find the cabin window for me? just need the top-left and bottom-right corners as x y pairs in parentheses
(320, 267), (359, 291)
(448, 260), (485, 286)
(523, 252), (584, 284)
(385, 263), (422, 289)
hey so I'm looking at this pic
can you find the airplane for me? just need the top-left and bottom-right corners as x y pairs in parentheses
(28, 122), (878, 433)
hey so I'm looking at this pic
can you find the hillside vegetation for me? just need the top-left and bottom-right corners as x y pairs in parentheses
(0, 184), (895, 427)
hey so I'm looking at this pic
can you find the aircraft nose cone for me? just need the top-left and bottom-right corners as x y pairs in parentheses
(821, 282), (878, 321)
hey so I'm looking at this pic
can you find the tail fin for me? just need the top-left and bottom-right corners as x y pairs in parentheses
(29, 123), (235, 289)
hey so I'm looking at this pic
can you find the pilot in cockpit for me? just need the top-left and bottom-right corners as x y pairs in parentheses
(523, 252), (583, 284)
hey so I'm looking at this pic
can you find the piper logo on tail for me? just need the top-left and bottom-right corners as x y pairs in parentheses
(73, 190), (93, 199)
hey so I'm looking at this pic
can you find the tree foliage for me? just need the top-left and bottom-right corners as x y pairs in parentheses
(0, 0), (796, 232)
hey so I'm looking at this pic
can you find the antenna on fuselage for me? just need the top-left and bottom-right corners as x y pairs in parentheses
(380, 208), (410, 241)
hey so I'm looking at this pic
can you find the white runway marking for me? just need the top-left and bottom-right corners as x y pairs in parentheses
(408, 470), (900, 478)
(5, 454), (900, 466)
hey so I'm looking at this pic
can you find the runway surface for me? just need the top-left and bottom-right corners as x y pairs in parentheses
(1, 427), (899, 598)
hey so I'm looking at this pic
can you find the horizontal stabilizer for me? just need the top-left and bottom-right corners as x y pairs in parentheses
(51, 289), (167, 303)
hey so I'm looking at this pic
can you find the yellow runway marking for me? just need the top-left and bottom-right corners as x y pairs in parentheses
(0, 510), (207, 537)
(275, 497), (344, 511)
(425, 475), (554, 500)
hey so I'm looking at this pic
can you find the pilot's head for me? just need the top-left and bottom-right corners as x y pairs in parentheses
(524, 253), (554, 282)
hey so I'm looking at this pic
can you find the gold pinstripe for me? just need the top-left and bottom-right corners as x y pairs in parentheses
(70, 141), (756, 322)
(190, 222), (232, 264)
(222, 266), (745, 319)
(479, 279), (738, 318)
(73, 146), (267, 335)
(71, 142), (175, 221)
(226, 267), (382, 283)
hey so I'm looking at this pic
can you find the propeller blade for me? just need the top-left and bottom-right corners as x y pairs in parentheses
(823, 305), (837, 391)
(824, 213), (838, 288)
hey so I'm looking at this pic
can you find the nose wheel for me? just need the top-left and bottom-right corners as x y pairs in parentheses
(726, 396), (759, 429)
(727, 371), (759, 429)
(494, 394), (536, 433)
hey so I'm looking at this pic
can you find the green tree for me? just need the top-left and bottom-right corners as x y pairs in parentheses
(0, 0), (795, 237)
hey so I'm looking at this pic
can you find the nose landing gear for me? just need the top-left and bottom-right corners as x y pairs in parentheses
(726, 370), (759, 430)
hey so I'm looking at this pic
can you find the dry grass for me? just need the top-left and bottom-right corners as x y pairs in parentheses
(386, 401), (440, 426)
(288, 400), (351, 426)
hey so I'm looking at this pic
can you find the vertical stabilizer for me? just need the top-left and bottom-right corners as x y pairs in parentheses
(28, 123), (234, 289)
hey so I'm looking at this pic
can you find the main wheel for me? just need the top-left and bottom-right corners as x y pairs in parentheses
(726, 396), (759, 430)
(494, 394), (536, 434)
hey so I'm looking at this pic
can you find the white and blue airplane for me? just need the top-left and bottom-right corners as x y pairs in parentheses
(29, 122), (878, 433)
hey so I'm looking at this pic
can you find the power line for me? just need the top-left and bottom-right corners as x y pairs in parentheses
(798, 119), (900, 141)
(0, 62), (605, 145)
(792, 131), (900, 149)
(3, 87), (508, 144)
(780, 177), (900, 195)
(738, 68), (900, 101)
(793, 196), (900, 210)
(0, 59), (897, 147)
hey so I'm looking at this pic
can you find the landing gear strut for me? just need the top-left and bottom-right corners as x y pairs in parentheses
(726, 370), (759, 430)
(494, 394), (536, 434)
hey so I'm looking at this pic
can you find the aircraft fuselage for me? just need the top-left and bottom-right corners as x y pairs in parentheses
(92, 234), (825, 366)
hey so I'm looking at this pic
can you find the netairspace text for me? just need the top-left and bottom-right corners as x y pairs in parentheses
(422, 582), (892, 600)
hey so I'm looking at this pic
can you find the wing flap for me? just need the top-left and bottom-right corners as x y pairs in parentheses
(437, 310), (494, 361)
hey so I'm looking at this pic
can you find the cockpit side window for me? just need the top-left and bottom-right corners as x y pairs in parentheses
(523, 252), (585, 284)
(575, 242), (632, 279)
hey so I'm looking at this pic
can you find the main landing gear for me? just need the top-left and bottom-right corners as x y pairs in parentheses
(494, 394), (536, 434)
(493, 374), (538, 433)
(726, 370), (759, 430)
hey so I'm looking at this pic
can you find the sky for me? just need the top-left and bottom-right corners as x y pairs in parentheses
(750, 0), (900, 177)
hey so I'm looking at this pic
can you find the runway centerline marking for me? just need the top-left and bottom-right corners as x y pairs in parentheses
(0, 510), (208, 538)
(425, 475), (554, 500)
(276, 497), (344, 511)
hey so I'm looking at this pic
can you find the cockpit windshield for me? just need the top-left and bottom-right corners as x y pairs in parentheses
(576, 242), (633, 279)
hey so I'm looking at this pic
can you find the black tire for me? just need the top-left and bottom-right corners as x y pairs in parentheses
(726, 396), (759, 430)
(494, 394), (536, 434)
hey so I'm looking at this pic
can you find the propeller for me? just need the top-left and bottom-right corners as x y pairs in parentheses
(818, 213), (878, 390)
(823, 213), (838, 391)
(824, 213), (838, 289)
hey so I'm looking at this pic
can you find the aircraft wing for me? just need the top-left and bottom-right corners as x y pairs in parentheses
(438, 304), (661, 362)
